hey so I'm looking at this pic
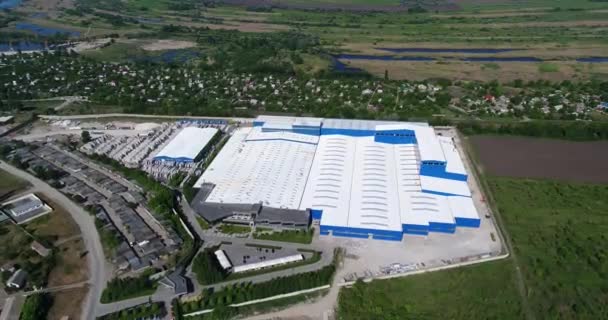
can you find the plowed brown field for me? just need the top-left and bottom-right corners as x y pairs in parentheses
(471, 136), (608, 183)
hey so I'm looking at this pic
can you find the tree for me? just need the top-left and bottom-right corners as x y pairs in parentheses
(81, 130), (91, 143)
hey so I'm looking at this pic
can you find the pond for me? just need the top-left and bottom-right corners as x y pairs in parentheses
(461, 56), (542, 62)
(377, 47), (518, 54)
(134, 49), (201, 64)
(15, 22), (81, 37)
(577, 57), (608, 63)
(335, 54), (435, 61)
(331, 57), (364, 73)
(0, 0), (21, 9)
(0, 41), (46, 52)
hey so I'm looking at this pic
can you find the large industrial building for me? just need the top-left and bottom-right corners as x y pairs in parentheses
(193, 116), (480, 241)
(153, 127), (219, 162)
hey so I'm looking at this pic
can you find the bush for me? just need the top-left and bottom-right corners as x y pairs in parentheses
(20, 293), (53, 320)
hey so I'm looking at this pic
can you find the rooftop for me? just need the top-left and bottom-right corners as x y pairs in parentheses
(153, 127), (218, 162)
(195, 127), (316, 209)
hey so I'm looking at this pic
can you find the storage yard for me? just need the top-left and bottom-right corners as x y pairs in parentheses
(78, 120), (226, 181)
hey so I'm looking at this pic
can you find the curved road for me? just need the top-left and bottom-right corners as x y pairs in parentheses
(0, 162), (108, 320)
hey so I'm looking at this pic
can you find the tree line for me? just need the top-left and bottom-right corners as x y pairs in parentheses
(182, 248), (342, 316)
(100, 272), (157, 303)
(20, 293), (53, 320)
(456, 120), (608, 141)
(191, 247), (227, 285)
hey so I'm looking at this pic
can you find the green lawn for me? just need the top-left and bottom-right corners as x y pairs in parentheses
(538, 62), (559, 73)
(218, 224), (251, 235)
(253, 228), (314, 244)
(338, 177), (608, 319)
(196, 217), (211, 230)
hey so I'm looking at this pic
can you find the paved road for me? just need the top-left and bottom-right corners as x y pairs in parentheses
(0, 162), (108, 320)
(40, 113), (253, 123)
(20, 281), (89, 296)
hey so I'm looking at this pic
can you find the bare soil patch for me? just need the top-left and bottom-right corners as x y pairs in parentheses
(141, 40), (197, 51)
(47, 238), (88, 287)
(471, 136), (608, 183)
(47, 286), (87, 320)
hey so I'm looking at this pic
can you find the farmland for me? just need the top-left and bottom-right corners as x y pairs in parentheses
(338, 176), (608, 319)
(4, 0), (608, 81)
(471, 137), (608, 183)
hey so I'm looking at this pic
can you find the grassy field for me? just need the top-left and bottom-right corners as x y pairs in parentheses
(488, 177), (608, 318)
(338, 260), (523, 320)
(338, 176), (608, 319)
(0, 169), (29, 196)
(218, 224), (251, 235)
(253, 228), (314, 244)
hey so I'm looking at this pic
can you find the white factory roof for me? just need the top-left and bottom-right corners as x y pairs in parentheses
(447, 196), (480, 220)
(409, 193), (455, 225)
(232, 254), (304, 273)
(414, 126), (445, 162)
(302, 133), (473, 231)
(301, 135), (420, 233)
(256, 115), (322, 127)
(214, 250), (232, 270)
(420, 175), (471, 197)
(438, 136), (466, 175)
(262, 122), (292, 130)
(154, 127), (218, 161)
(348, 137), (403, 232)
(323, 118), (394, 131)
(300, 135), (356, 227)
(246, 127), (319, 144)
(195, 127), (316, 209)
